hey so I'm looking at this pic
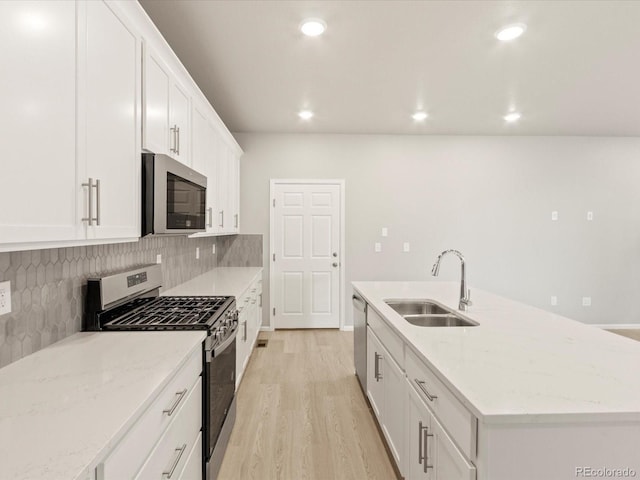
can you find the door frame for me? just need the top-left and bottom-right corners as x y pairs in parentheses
(269, 179), (346, 330)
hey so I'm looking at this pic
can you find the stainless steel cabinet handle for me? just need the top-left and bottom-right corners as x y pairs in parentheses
(94, 179), (101, 226)
(415, 378), (438, 402)
(219, 210), (224, 227)
(234, 213), (238, 228)
(207, 207), (213, 227)
(418, 420), (428, 466)
(424, 426), (434, 472)
(82, 178), (94, 225)
(176, 126), (180, 155)
(259, 293), (262, 307)
(163, 443), (187, 478)
(243, 321), (247, 341)
(170, 125), (177, 153)
(163, 388), (187, 416)
(374, 352), (382, 382)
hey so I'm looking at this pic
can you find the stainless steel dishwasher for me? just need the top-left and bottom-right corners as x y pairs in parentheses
(352, 292), (367, 394)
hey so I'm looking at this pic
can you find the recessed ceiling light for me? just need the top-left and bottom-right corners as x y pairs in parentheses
(495, 23), (526, 42)
(300, 19), (326, 37)
(412, 111), (428, 121)
(298, 110), (314, 120)
(504, 112), (522, 123)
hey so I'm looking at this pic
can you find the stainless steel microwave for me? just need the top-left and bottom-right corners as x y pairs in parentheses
(142, 153), (207, 236)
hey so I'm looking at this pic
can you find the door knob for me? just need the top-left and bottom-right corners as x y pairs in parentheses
(332, 252), (338, 257)
(332, 262), (338, 267)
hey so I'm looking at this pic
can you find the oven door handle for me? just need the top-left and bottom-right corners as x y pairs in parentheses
(213, 327), (238, 358)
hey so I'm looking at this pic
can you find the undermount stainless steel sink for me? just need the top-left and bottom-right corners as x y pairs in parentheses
(384, 300), (479, 327)
(402, 314), (478, 327)
(385, 300), (451, 316)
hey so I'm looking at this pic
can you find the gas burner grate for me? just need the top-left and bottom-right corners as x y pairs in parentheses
(103, 296), (232, 330)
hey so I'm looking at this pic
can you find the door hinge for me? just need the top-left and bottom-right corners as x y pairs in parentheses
(272, 198), (275, 207)
(273, 253), (275, 262)
(273, 307), (276, 316)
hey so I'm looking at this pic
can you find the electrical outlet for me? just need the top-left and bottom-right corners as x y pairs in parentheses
(374, 242), (382, 253)
(550, 296), (558, 306)
(156, 254), (162, 264)
(403, 242), (410, 252)
(196, 247), (200, 259)
(381, 227), (388, 237)
(582, 297), (591, 307)
(0, 281), (11, 316)
(212, 244), (216, 254)
(551, 211), (559, 221)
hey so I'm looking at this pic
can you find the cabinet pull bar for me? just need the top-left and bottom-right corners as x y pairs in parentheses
(259, 293), (262, 307)
(82, 178), (94, 225)
(94, 179), (101, 226)
(176, 126), (180, 155)
(170, 125), (177, 153)
(163, 443), (187, 478)
(414, 378), (438, 402)
(234, 213), (238, 228)
(418, 420), (427, 465)
(163, 388), (187, 416)
(374, 352), (382, 381)
(219, 210), (224, 227)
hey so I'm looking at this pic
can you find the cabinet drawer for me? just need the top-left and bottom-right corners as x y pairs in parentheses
(135, 378), (202, 479)
(405, 347), (476, 461)
(368, 307), (404, 369)
(178, 432), (202, 480)
(99, 347), (202, 479)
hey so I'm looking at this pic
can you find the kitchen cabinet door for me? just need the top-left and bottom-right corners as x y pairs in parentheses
(191, 103), (217, 233)
(229, 150), (240, 233)
(0, 1), (79, 247)
(169, 82), (191, 166)
(367, 328), (385, 419)
(142, 43), (170, 156)
(383, 350), (405, 473)
(80, 0), (140, 241)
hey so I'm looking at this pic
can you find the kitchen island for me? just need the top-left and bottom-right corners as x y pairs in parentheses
(353, 280), (640, 480)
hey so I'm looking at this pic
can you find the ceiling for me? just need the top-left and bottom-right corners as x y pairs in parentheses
(139, 0), (640, 136)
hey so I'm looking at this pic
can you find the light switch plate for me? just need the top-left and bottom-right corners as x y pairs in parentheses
(551, 211), (559, 221)
(582, 297), (591, 307)
(374, 242), (382, 253)
(550, 296), (558, 306)
(587, 211), (594, 221)
(403, 242), (410, 252)
(381, 227), (388, 237)
(0, 281), (11, 316)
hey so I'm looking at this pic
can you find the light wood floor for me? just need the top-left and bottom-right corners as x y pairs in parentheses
(608, 329), (640, 342)
(217, 330), (398, 480)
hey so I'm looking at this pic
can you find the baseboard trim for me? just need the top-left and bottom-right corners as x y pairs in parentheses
(591, 323), (640, 330)
(341, 325), (354, 332)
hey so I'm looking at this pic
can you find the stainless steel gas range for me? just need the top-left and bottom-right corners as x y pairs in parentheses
(83, 264), (237, 480)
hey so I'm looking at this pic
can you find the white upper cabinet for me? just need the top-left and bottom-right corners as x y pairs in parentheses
(142, 43), (191, 166)
(0, 1), (78, 246)
(80, 0), (141, 240)
(191, 102), (217, 233)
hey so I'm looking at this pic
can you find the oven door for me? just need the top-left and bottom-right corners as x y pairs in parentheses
(204, 327), (237, 466)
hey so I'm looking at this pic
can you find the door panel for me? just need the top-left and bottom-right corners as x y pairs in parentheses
(273, 183), (341, 328)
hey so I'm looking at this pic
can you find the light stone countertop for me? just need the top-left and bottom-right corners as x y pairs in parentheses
(162, 267), (263, 298)
(0, 330), (205, 480)
(352, 281), (640, 424)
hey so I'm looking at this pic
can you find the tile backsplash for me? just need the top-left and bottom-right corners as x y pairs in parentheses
(0, 234), (263, 368)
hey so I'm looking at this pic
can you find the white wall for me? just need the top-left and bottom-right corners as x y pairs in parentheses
(236, 133), (640, 327)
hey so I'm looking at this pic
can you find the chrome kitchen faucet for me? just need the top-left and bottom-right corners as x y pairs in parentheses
(431, 249), (472, 311)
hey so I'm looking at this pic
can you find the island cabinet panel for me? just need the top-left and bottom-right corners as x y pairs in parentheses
(476, 421), (640, 480)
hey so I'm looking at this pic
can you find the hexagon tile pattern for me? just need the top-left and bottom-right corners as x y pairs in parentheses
(0, 234), (263, 368)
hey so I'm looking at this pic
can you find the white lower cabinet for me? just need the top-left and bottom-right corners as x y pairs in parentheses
(97, 348), (202, 480)
(235, 275), (262, 388)
(366, 327), (405, 474)
(407, 378), (476, 480)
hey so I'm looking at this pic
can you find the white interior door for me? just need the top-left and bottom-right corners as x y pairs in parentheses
(272, 182), (342, 329)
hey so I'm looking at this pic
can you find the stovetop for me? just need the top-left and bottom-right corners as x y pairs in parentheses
(100, 296), (234, 331)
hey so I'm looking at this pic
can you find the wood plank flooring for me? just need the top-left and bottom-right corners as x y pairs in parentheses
(608, 329), (640, 342)
(217, 330), (398, 480)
